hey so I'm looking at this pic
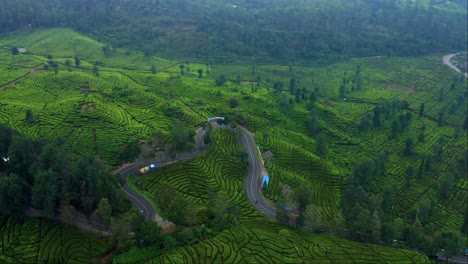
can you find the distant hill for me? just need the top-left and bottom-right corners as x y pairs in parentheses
(0, 0), (466, 63)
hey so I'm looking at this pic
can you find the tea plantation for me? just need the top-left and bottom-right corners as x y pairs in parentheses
(1, 28), (466, 262)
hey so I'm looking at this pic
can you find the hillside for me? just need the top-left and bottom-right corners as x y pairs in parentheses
(0, 0), (466, 63)
(0, 28), (466, 262)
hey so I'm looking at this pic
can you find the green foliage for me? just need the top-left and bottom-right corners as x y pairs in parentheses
(215, 74), (227, 86)
(25, 109), (33, 123)
(228, 98), (239, 108)
(0, 215), (113, 263)
(0, 28), (465, 262)
(92, 65), (99, 76)
(32, 170), (58, 217)
(11, 47), (19, 55)
(132, 213), (162, 247)
(97, 197), (112, 227)
(0, 173), (28, 217)
(315, 133), (327, 157)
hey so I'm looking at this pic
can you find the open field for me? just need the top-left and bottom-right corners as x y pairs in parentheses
(0, 28), (466, 262)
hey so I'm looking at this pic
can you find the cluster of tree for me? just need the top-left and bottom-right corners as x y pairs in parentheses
(0, 124), (127, 219)
(153, 183), (242, 236)
(357, 99), (409, 132)
(1, 0), (466, 63)
(338, 148), (467, 257)
(127, 211), (217, 255)
(171, 120), (195, 151)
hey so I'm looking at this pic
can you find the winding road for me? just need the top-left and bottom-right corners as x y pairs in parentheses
(442, 53), (468, 78)
(115, 123), (276, 228)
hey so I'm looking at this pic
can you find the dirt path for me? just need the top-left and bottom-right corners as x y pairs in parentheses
(442, 53), (468, 78)
(0, 64), (43, 89)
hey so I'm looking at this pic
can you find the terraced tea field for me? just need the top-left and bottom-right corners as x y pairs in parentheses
(128, 129), (429, 263)
(151, 220), (430, 264)
(0, 216), (112, 264)
(0, 28), (465, 262)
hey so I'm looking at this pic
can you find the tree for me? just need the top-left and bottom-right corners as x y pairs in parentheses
(437, 231), (462, 261)
(304, 204), (325, 230)
(32, 170), (58, 217)
(215, 75), (227, 86)
(11, 47), (19, 55)
(0, 124), (12, 156)
(316, 133), (327, 157)
(177, 228), (194, 245)
(208, 191), (228, 228)
(273, 81), (284, 93)
(74, 56), (80, 67)
(437, 111), (444, 126)
(168, 194), (188, 225)
(53, 63), (59, 74)
(276, 203), (291, 225)
(155, 183), (176, 210)
(118, 142), (140, 162)
(355, 65), (362, 90)
(351, 158), (377, 186)
(439, 172), (454, 199)
(281, 184), (293, 202)
(164, 236), (178, 250)
(229, 98), (239, 108)
(295, 186), (310, 212)
(382, 185), (395, 213)
(65, 59), (71, 67)
(289, 78), (296, 95)
(358, 114), (372, 132)
(372, 106), (381, 128)
(391, 119), (400, 139)
(0, 173), (28, 217)
(97, 197), (112, 227)
(197, 69), (203, 78)
(151, 65), (157, 74)
(236, 74), (241, 84)
(25, 109), (33, 123)
(113, 221), (130, 250)
(405, 166), (415, 187)
(8, 135), (35, 184)
(132, 213), (162, 246)
(418, 131), (425, 143)
(369, 210), (381, 242)
(347, 205), (371, 241)
(92, 65), (100, 77)
(102, 44), (113, 57)
(173, 120), (190, 150)
(179, 64), (185, 75)
(404, 138), (414, 156)
(295, 88), (301, 103)
(339, 84), (346, 98)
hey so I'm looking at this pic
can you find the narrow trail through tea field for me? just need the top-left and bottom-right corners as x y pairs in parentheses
(0, 64), (43, 89)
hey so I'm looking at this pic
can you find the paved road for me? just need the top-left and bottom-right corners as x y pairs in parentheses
(115, 123), (276, 226)
(238, 126), (276, 218)
(443, 53), (468, 78)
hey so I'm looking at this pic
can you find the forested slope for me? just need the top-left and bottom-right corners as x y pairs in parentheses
(0, 0), (466, 63)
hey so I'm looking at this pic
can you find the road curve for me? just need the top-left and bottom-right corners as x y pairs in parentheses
(443, 53), (468, 78)
(115, 123), (276, 226)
